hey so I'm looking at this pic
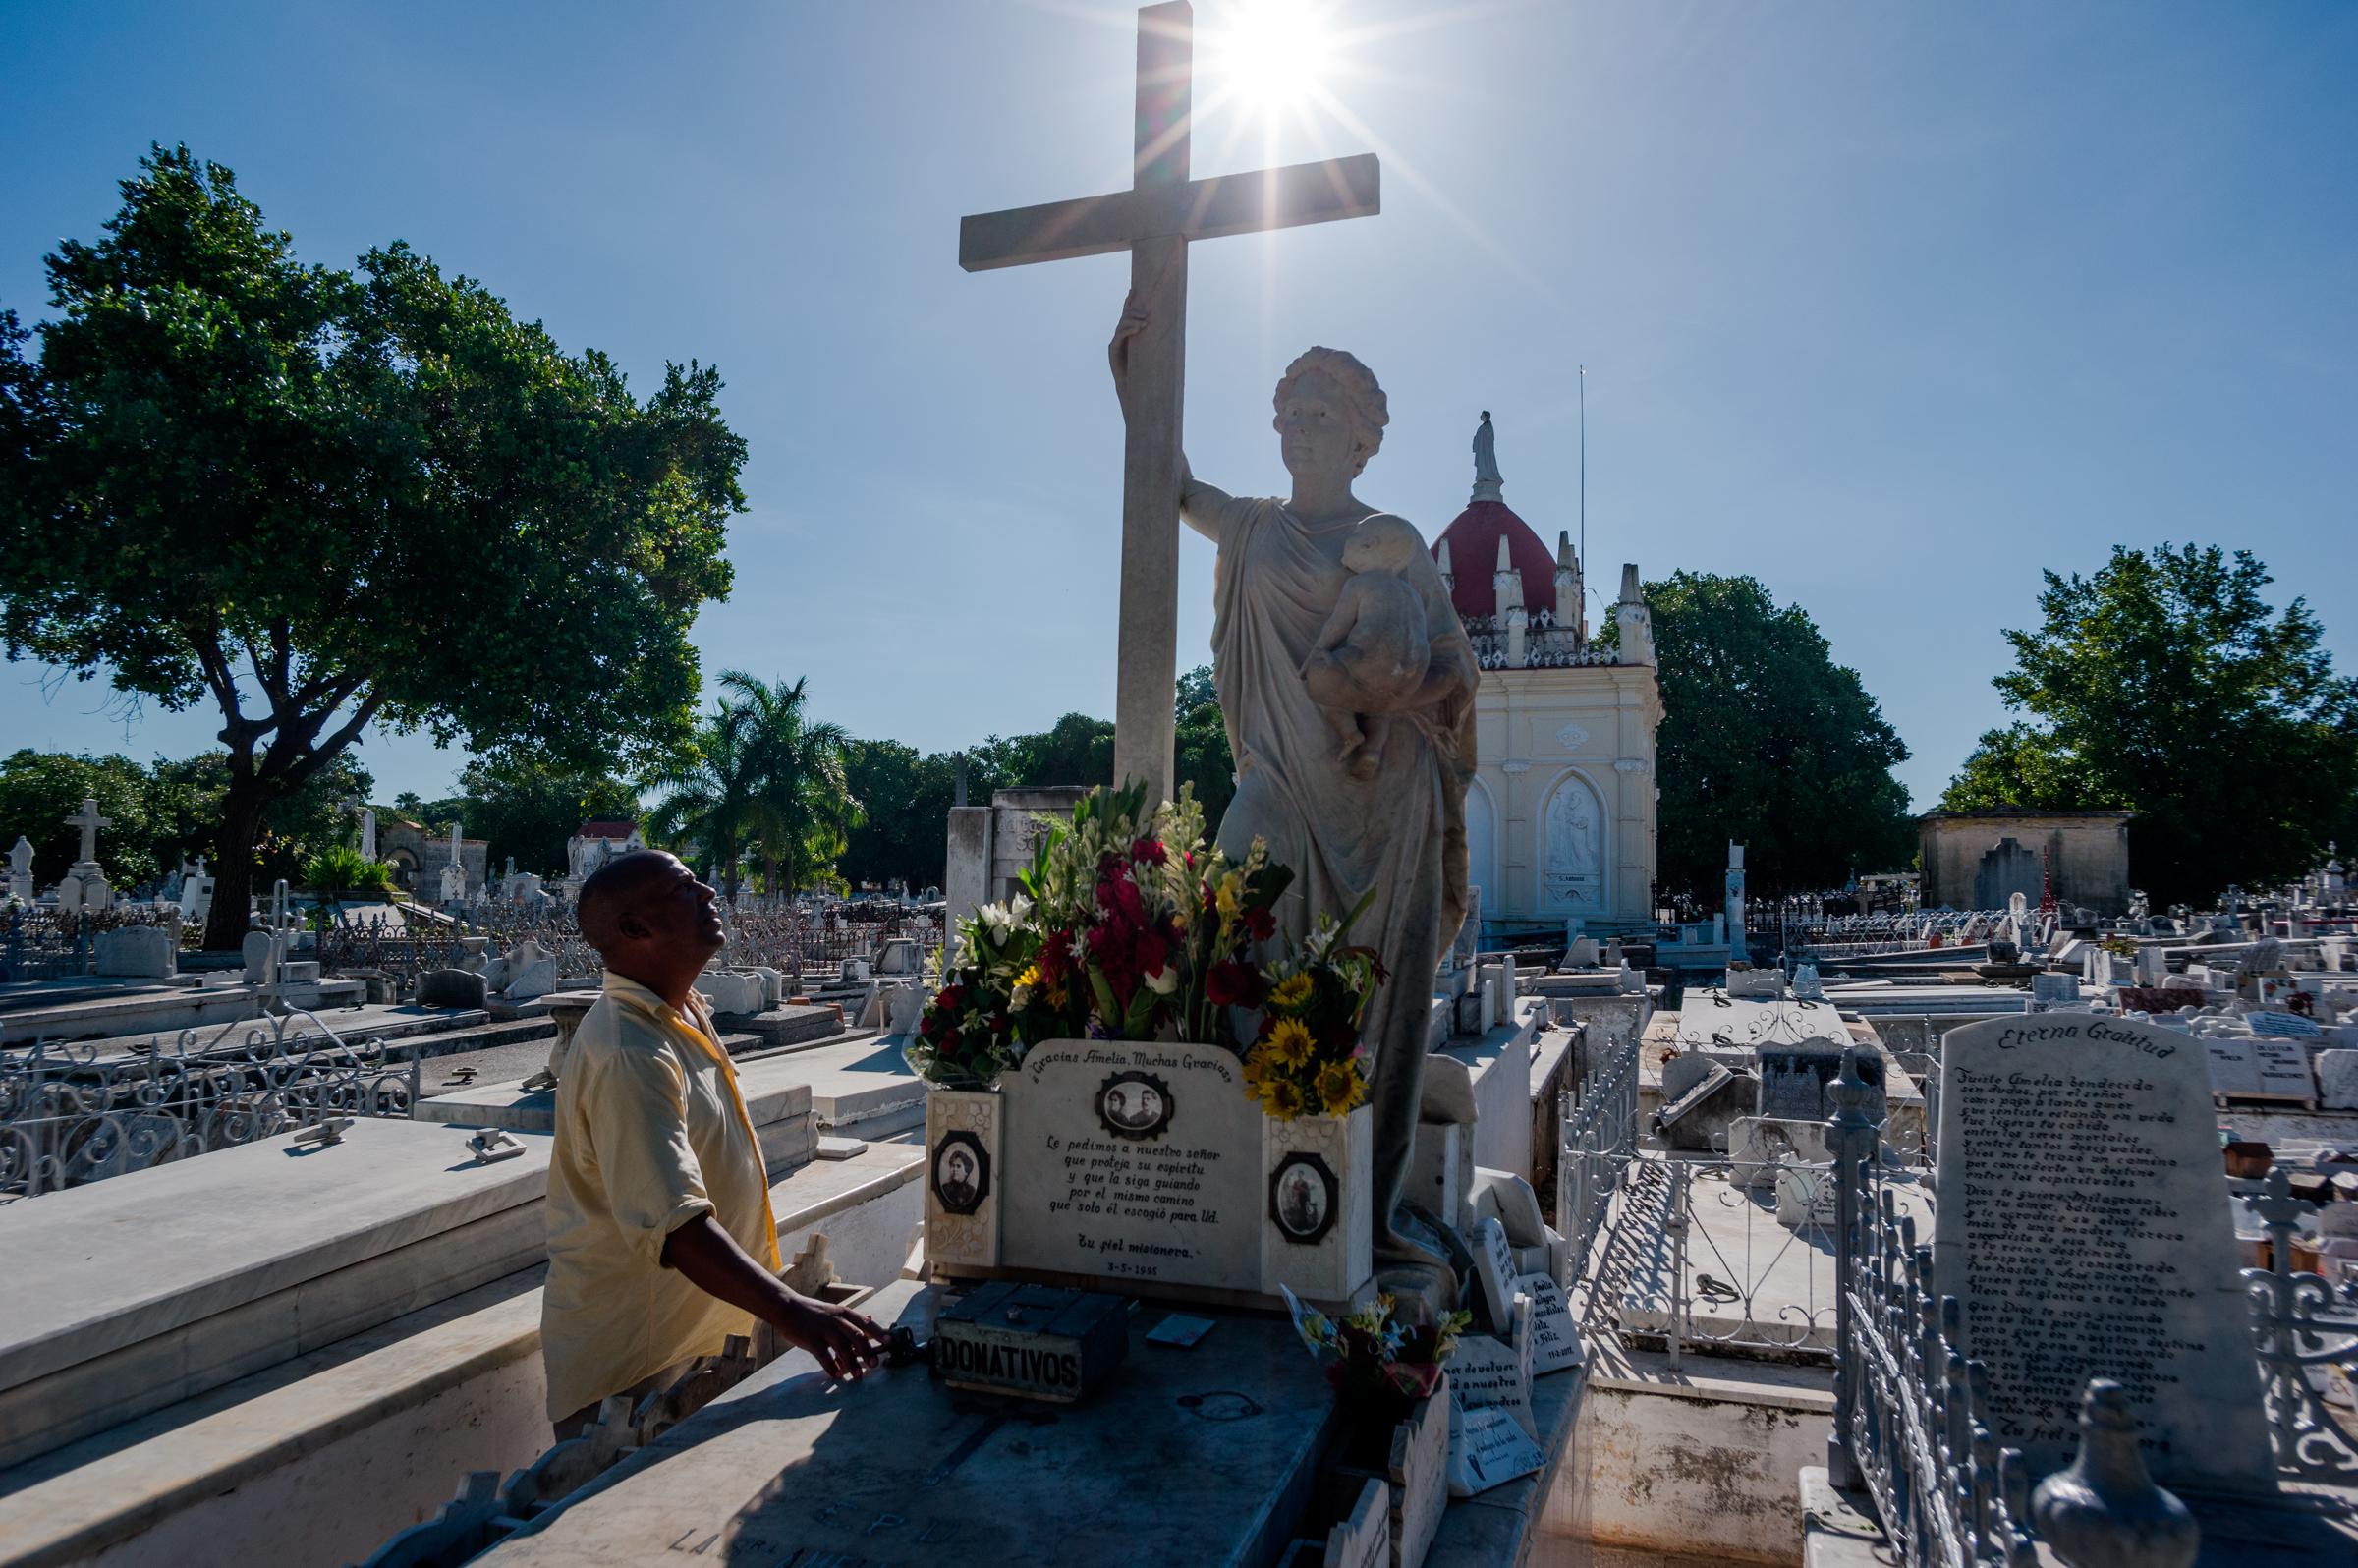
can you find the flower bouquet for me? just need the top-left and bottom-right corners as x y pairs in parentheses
(904, 781), (1297, 1087)
(1240, 896), (1386, 1120)
(1284, 1288), (1472, 1428)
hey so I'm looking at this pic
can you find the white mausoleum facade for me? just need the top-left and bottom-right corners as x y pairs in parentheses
(1432, 419), (1662, 938)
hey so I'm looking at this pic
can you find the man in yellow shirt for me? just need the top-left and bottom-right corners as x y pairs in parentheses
(542, 851), (888, 1439)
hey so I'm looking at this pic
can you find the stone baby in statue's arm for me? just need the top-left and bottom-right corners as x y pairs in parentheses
(1301, 515), (1432, 781)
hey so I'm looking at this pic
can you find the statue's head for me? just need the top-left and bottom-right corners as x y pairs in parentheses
(1272, 347), (1388, 480)
(1342, 514), (1423, 576)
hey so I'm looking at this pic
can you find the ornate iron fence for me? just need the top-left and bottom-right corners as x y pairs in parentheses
(1557, 1023), (1640, 1285)
(1819, 1047), (2356, 1565)
(0, 1010), (416, 1201)
(0, 904), (184, 983)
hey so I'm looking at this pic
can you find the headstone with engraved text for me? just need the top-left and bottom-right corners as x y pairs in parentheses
(1932, 1015), (2271, 1488)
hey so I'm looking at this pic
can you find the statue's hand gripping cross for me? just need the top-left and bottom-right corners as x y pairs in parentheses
(959, 0), (1379, 805)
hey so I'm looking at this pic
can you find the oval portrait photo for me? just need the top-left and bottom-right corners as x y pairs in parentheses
(930, 1130), (990, 1216)
(1268, 1152), (1339, 1245)
(1095, 1071), (1173, 1141)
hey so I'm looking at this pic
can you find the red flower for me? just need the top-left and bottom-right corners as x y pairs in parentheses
(1131, 836), (1167, 866)
(1207, 960), (1262, 1008)
(934, 984), (966, 1013)
(1245, 906), (1276, 942)
(1134, 928), (1166, 978)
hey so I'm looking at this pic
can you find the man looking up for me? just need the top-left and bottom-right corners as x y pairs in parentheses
(543, 851), (888, 1441)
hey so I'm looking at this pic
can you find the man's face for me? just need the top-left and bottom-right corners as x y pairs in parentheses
(619, 854), (724, 960)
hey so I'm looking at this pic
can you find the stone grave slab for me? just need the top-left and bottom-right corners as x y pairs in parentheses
(0, 1118), (551, 1469)
(1932, 1015), (2272, 1490)
(2247, 1036), (2318, 1102)
(1516, 1273), (1584, 1374)
(472, 1278), (1339, 1568)
(2203, 1036), (2267, 1097)
(1325, 1477), (1390, 1568)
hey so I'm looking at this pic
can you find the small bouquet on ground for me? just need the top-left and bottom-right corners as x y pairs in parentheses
(1283, 1287), (1472, 1427)
(1241, 893), (1386, 1121)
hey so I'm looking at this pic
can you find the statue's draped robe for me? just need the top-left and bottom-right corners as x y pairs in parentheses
(1207, 496), (1479, 1263)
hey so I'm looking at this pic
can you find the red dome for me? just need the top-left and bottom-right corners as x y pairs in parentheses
(1432, 500), (1560, 621)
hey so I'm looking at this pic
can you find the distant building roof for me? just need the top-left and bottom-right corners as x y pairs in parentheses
(1432, 499), (1559, 621)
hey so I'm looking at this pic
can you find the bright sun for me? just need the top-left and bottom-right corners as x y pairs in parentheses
(1213, 0), (1332, 113)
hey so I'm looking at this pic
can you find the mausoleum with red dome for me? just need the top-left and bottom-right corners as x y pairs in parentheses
(1427, 414), (1664, 941)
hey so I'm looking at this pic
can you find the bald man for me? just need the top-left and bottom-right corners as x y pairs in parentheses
(542, 851), (888, 1441)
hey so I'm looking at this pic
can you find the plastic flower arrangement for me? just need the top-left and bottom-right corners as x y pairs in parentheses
(904, 781), (1297, 1087)
(1241, 896), (1386, 1121)
(1283, 1288), (1472, 1426)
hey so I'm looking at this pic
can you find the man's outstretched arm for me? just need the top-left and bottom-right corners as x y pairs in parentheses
(661, 1214), (891, 1381)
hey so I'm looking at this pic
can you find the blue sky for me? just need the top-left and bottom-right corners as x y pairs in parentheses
(3, 0), (2351, 814)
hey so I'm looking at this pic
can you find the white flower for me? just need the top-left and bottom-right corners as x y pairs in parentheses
(1010, 982), (1035, 1010)
(1144, 963), (1178, 996)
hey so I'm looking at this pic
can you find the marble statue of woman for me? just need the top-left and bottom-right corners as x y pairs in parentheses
(1111, 305), (1481, 1297)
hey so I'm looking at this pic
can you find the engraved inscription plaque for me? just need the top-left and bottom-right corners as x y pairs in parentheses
(1931, 1016), (2271, 1489)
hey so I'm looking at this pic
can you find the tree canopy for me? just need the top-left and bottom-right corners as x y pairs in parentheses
(0, 145), (743, 944)
(1941, 544), (2358, 907)
(0, 746), (370, 893)
(1610, 572), (1915, 900)
(833, 669), (1235, 894)
(442, 759), (640, 880)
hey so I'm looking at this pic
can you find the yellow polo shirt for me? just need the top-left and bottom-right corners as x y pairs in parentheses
(541, 972), (779, 1421)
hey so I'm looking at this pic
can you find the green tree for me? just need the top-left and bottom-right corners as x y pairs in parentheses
(644, 694), (764, 898)
(150, 749), (375, 888)
(1173, 664), (1236, 841)
(0, 146), (742, 947)
(1941, 544), (2358, 906)
(1607, 572), (1915, 899)
(721, 671), (860, 896)
(839, 741), (966, 892)
(451, 759), (640, 878)
(0, 750), (168, 890)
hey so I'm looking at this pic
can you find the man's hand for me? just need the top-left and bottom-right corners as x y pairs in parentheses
(661, 1214), (891, 1382)
(768, 1292), (893, 1382)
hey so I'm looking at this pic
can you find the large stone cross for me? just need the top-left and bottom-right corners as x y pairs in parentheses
(64, 798), (111, 866)
(960, 0), (1380, 803)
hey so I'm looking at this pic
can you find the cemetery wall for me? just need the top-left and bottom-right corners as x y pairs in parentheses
(1915, 810), (2133, 915)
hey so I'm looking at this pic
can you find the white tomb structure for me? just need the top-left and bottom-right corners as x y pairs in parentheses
(1432, 420), (1662, 939)
(562, 820), (645, 901)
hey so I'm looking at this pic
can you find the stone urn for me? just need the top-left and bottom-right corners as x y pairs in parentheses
(2031, 1379), (2199, 1568)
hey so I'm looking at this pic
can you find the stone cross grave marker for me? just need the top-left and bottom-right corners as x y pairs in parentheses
(64, 798), (110, 865)
(958, 0), (1379, 802)
(1931, 1015), (2271, 1490)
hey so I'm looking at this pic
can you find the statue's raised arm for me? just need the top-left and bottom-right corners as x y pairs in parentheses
(1109, 295), (1232, 542)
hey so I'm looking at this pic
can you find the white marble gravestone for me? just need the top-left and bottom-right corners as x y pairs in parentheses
(927, 1039), (1374, 1307)
(1932, 1015), (2272, 1489)
(1324, 1477), (1390, 1568)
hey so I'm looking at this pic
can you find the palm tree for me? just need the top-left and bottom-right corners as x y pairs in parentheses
(644, 694), (763, 900)
(718, 671), (862, 898)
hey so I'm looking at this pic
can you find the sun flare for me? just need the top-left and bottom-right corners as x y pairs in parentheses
(1210, 0), (1334, 114)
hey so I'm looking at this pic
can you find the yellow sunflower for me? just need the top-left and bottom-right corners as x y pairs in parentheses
(1264, 1017), (1314, 1068)
(1241, 1046), (1266, 1084)
(1263, 1078), (1306, 1118)
(1266, 973), (1313, 1014)
(1316, 1061), (1365, 1115)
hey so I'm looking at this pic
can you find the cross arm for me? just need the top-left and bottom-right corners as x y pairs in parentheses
(959, 152), (1378, 272)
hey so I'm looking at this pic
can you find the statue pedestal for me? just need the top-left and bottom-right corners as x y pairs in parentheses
(923, 1040), (1375, 1314)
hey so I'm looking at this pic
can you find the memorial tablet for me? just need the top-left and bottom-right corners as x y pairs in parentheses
(1932, 1016), (2272, 1490)
(998, 1041), (1263, 1292)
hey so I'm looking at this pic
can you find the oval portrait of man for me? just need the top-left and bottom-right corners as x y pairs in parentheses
(1268, 1151), (1339, 1245)
(1095, 1071), (1173, 1141)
